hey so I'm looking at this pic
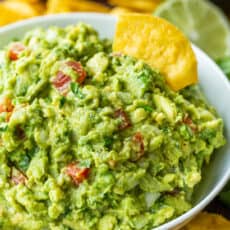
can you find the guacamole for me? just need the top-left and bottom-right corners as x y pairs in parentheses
(0, 23), (225, 230)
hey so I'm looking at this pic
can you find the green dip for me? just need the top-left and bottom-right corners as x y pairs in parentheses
(0, 23), (225, 230)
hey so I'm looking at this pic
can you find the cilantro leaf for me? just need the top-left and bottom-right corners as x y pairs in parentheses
(70, 82), (84, 99)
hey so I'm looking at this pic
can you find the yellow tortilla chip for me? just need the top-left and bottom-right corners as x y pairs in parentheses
(32, 2), (46, 14)
(46, 0), (71, 13)
(8, 0), (41, 3)
(0, 1), (38, 26)
(108, 0), (162, 12)
(47, 0), (110, 14)
(6, 0), (46, 14)
(113, 13), (198, 91)
(110, 7), (134, 15)
(183, 212), (230, 230)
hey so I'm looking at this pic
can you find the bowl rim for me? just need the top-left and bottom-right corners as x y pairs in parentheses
(0, 13), (230, 230)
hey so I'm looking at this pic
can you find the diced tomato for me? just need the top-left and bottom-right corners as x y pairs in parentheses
(65, 163), (90, 185)
(11, 167), (27, 185)
(132, 132), (145, 161)
(183, 115), (192, 125)
(52, 71), (71, 95)
(9, 42), (25, 61)
(114, 109), (131, 130)
(182, 115), (197, 132)
(66, 61), (87, 84)
(0, 97), (14, 113)
(52, 61), (86, 95)
(0, 97), (14, 122)
(52, 71), (71, 88)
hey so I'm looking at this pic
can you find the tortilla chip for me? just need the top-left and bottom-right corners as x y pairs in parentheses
(110, 7), (135, 15)
(108, 0), (162, 12)
(8, 0), (41, 3)
(183, 212), (230, 230)
(0, 1), (38, 26)
(32, 2), (47, 14)
(47, 0), (110, 14)
(6, 0), (46, 14)
(113, 13), (198, 91)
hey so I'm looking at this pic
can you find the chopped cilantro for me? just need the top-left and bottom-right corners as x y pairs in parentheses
(70, 82), (84, 99)
(139, 105), (153, 112)
(104, 136), (113, 149)
(199, 128), (216, 140)
(59, 97), (66, 108)
(0, 124), (8, 132)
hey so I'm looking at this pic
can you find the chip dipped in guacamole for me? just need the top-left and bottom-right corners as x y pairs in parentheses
(0, 23), (225, 230)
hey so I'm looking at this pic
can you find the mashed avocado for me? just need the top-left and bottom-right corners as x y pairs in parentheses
(0, 23), (225, 230)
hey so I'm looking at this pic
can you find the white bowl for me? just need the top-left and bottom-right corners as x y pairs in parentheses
(0, 13), (230, 230)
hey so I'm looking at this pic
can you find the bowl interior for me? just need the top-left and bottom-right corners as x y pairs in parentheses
(0, 13), (230, 230)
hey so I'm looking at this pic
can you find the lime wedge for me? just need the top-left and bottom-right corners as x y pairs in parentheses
(154, 0), (230, 59)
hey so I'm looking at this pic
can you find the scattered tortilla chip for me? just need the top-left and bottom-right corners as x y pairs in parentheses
(32, 2), (47, 14)
(183, 212), (230, 230)
(47, 0), (110, 14)
(8, 0), (41, 3)
(6, 0), (46, 14)
(110, 6), (134, 15)
(46, 0), (71, 13)
(108, 0), (162, 12)
(113, 13), (198, 91)
(0, 1), (38, 26)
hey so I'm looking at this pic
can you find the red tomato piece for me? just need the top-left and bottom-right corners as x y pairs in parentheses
(66, 61), (87, 84)
(183, 115), (197, 132)
(11, 167), (27, 185)
(52, 71), (71, 95)
(183, 115), (193, 125)
(114, 109), (131, 130)
(132, 132), (145, 161)
(52, 61), (86, 95)
(0, 97), (14, 113)
(9, 42), (25, 61)
(65, 163), (90, 185)
(0, 97), (14, 122)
